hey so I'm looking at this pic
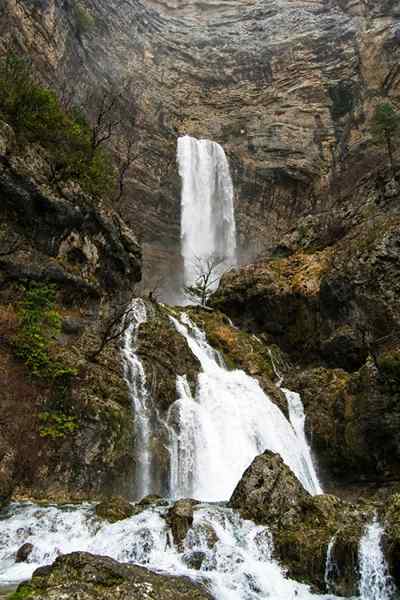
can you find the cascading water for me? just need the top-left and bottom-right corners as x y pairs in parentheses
(359, 518), (395, 600)
(167, 313), (322, 500)
(122, 298), (152, 499)
(177, 135), (236, 289)
(268, 348), (322, 495)
(283, 388), (323, 495)
(0, 502), (341, 600)
(122, 299), (170, 499)
(325, 536), (338, 593)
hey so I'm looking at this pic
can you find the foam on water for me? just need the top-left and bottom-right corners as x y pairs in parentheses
(0, 502), (343, 600)
(167, 314), (322, 500)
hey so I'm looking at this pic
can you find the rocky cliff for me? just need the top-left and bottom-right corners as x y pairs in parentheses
(1, 0), (400, 293)
(0, 120), (142, 504)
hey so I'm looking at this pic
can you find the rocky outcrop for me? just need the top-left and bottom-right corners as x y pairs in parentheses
(15, 552), (213, 600)
(213, 211), (400, 372)
(95, 497), (135, 523)
(166, 498), (200, 550)
(0, 123), (142, 503)
(229, 450), (372, 595)
(230, 451), (308, 528)
(286, 361), (400, 490)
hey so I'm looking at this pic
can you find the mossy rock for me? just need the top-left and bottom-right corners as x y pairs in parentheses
(95, 496), (134, 522)
(19, 552), (213, 599)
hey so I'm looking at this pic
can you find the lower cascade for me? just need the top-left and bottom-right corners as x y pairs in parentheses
(0, 502), (341, 599)
(359, 519), (395, 600)
(0, 301), (397, 600)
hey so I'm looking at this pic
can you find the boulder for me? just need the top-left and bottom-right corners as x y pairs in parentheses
(15, 552), (213, 599)
(230, 450), (371, 596)
(95, 497), (134, 523)
(138, 494), (169, 508)
(166, 499), (200, 550)
(16, 543), (34, 563)
(229, 450), (309, 528)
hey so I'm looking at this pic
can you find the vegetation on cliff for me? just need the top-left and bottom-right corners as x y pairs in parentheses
(0, 52), (115, 198)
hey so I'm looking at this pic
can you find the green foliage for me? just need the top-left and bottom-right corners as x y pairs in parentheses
(74, 3), (95, 34)
(14, 284), (76, 381)
(8, 584), (34, 600)
(38, 411), (79, 439)
(0, 52), (115, 198)
(371, 102), (400, 143)
(378, 350), (400, 391)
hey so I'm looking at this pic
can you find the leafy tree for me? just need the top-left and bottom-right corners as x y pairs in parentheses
(0, 52), (116, 199)
(370, 102), (400, 177)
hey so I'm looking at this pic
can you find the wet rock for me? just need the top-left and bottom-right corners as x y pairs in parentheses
(230, 450), (371, 595)
(16, 543), (34, 563)
(166, 499), (200, 550)
(182, 551), (207, 570)
(19, 552), (213, 599)
(95, 497), (134, 523)
(229, 450), (309, 528)
(138, 495), (169, 508)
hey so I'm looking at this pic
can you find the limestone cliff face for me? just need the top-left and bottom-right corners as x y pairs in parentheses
(1, 0), (400, 288)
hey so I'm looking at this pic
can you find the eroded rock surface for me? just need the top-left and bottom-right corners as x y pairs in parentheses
(15, 552), (213, 600)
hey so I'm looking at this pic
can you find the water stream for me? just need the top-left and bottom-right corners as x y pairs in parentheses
(177, 135), (236, 290)
(359, 519), (395, 600)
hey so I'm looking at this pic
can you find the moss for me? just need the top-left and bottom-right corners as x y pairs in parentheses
(378, 350), (400, 389)
(8, 584), (35, 600)
(188, 308), (275, 380)
(38, 411), (79, 439)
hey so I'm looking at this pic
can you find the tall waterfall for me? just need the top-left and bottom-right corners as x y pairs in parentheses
(167, 313), (322, 500)
(177, 135), (237, 289)
(359, 519), (394, 600)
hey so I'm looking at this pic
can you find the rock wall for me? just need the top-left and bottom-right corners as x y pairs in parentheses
(0, 122), (142, 503)
(1, 0), (400, 292)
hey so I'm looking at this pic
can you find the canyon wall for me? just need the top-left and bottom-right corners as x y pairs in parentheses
(1, 0), (399, 290)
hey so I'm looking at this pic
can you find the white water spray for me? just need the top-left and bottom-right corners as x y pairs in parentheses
(168, 313), (322, 500)
(0, 502), (341, 600)
(359, 518), (394, 600)
(177, 135), (236, 289)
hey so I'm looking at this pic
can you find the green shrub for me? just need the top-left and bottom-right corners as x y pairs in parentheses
(14, 283), (76, 381)
(0, 52), (115, 198)
(39, 411), (79, 438)
(378, 350), (400, 390)
(8, 584), (34, 600)
(74, 3), (95, 34)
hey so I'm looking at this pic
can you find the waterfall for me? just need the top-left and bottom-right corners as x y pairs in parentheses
(0, 502), (344, 600)
(167, 313), (322, 500)
(268, 349), (322, 494)
(122, 299), (171, 499)
(283, 388), (322, 495)
(325, 536), (338, 593)
(122, 298), (152, 498)
(359, 518), (395, 600)
(177, 135), (236, 290)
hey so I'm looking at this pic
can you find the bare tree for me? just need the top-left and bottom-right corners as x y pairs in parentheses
(84, 87), (124, 161)
(114, 117), (150, 202)
(183, 254), (228, 307)
(89, 304), (134, 362)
